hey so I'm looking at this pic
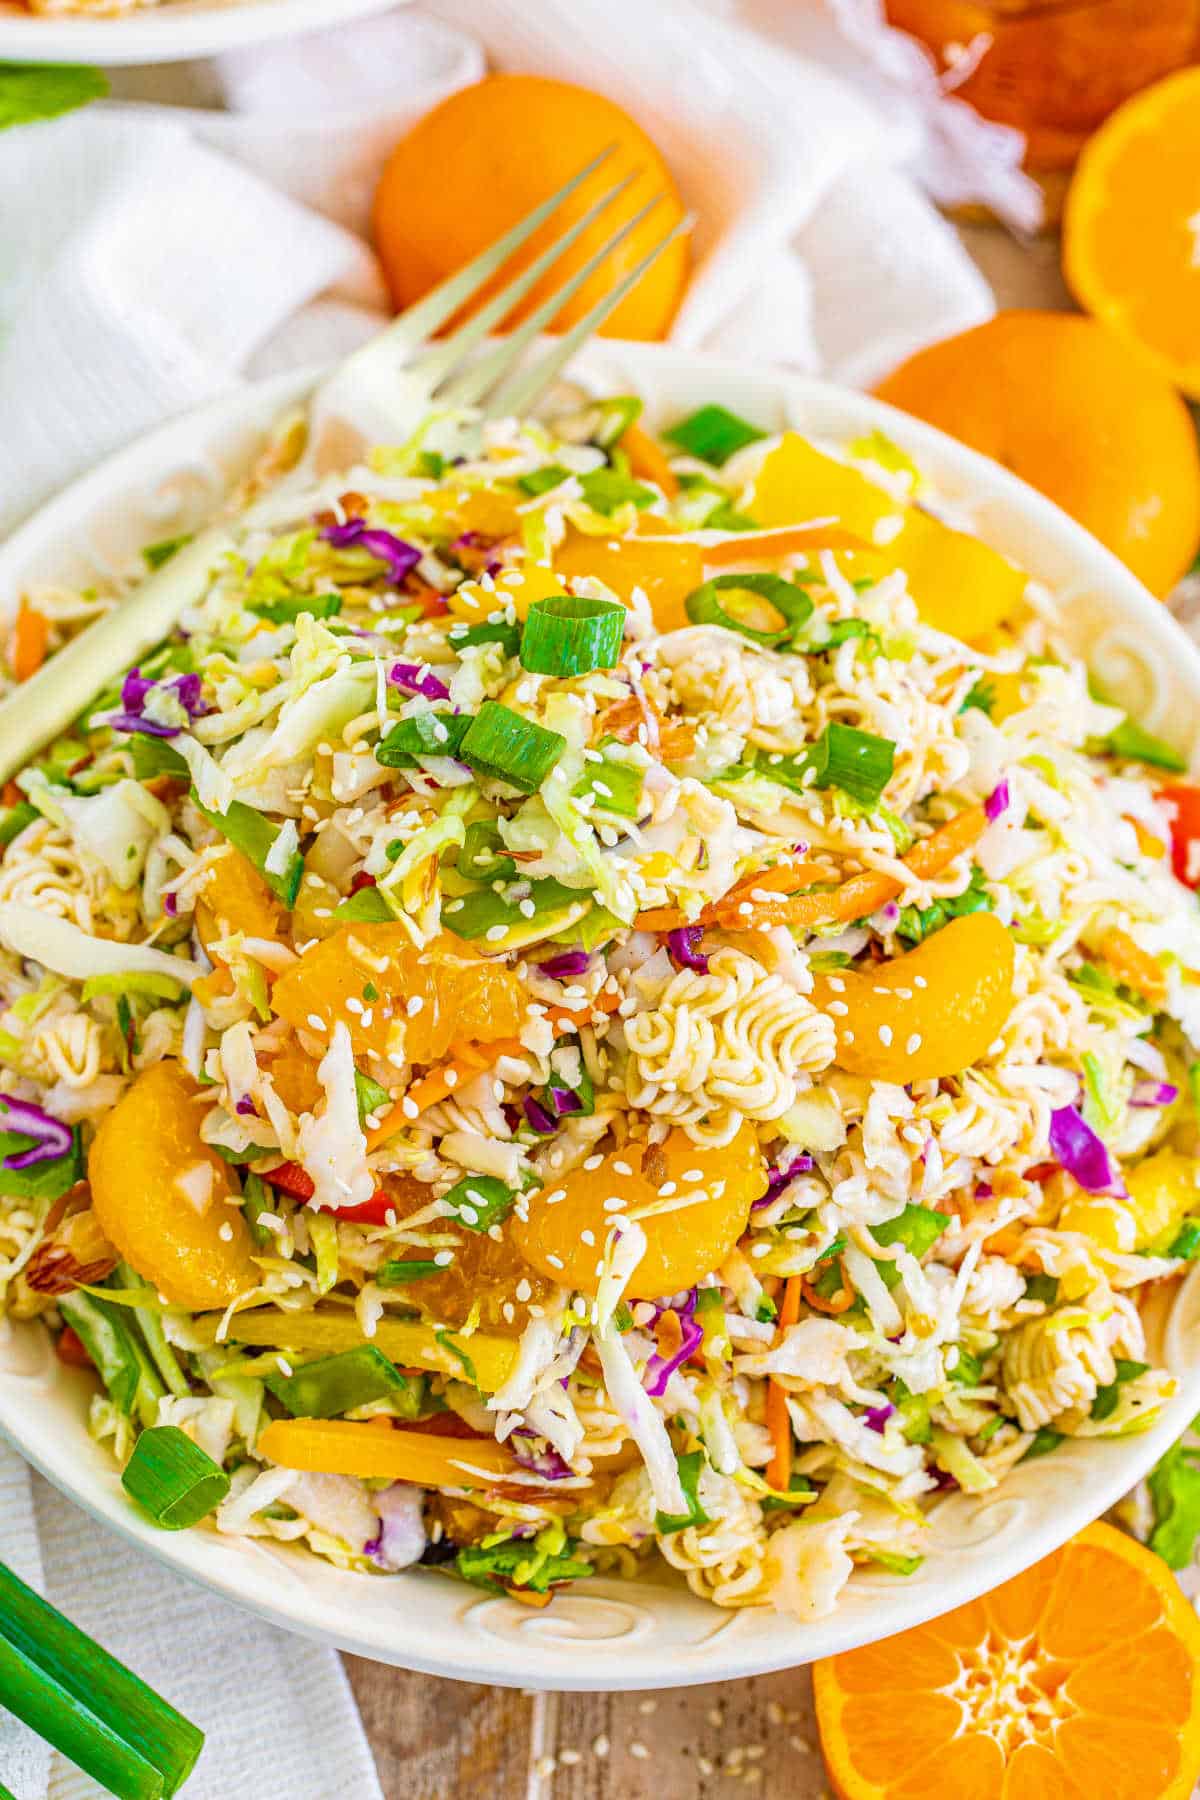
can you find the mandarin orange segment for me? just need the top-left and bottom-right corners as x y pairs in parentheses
(449, 564), (565, 623)
(195, 845), (284, 953)
(271, 925), (525, 1065)
(266, 1041), (323, 1115)
(390, 1212), (553, 1329)
(512, 1122), (765, 1298)
(749, 434), (903, 540)
(811, 912), (1015, 1083)
(90, 1062), (257, 1309)
(552, 531), (705, 632)
(814, 1523), (1200, 1800)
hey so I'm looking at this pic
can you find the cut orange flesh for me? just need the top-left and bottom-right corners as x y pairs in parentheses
(813, 1522), (1200, 1800)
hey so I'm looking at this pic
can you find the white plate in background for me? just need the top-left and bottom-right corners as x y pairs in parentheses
(0, 0), (403, 67)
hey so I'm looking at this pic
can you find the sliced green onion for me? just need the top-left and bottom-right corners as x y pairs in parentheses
(375, 709), (472, 769)
(803, 721), (895, 809)
(684, 573), (813, 647)
(1024, 1273), (1059, 1305)
(121, 1424), (230, 1530)
(0, 800), (37, 847)
(443, 1174), (515, 1232)
(573, 759), (643, 817)
(376, 1258), (443, 1285)
(117, 1265), (189, 1400)
(308, 1211), (339, 1295)
(1104, 719), (1187, 773)
(577, 469), (656, 514)
(0, 1560), (203, 1800)
(58, 1290), (164, 1425)
(265, 1345), (411, 1419)
(665, 404), (766, 467)
(332, 885), (393, 924)
(761, 1473), (816, 1512)
(249, 592), (342, 626)
(1023, 1426), (1063, 1460)
(194, 798), (303, 907)
(458, 701), (565, 794)
(590, 396), (642, 448)
(82, 971), (184, 1005)
(459, 819), (516, 882)
(872, 1203), (948, 1288)
(655, 1450), (712, 1535)
(517, 464), (572, 498)
(354, 1069), (391, 1124)
(959, 677), (996, 716)
(449, 619), (521, 657)
(1168, 1218), (1200, 1260)
(520, 595), (625, 678)
(142, 534), (194, 571)
(1090, 1357), (1150, 1421)
(704, 502), (759, 532)
(240, 1171), (277, 1250)
(445, 876), (582, 941)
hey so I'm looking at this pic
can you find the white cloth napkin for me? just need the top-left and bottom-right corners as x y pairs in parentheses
(0, 5), (1026, 1793)
(0, 1440), (384, 1800)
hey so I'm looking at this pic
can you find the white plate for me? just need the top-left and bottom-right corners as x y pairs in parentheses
(2, 341), (1199, 1688)
(0, 0), (403, 67)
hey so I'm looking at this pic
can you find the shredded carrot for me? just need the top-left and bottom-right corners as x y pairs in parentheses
(2, 782), (22, 808)
(636, 861), (828, 933)
(700, 525), (866, 568)
(801, 1258), (855, 1316)
(11, 604), (48, 683)
(765, 1275), (803, 1492)
(367, 988), (624, 1147)
(1101, 926), (1167, 1007)
(623, 422), (679, 499)
(1126, 816), (1166, 861)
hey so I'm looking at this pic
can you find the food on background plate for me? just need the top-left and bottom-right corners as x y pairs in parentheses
(1064, 66), (1200, 404)
(874, 311), (1200, 598)
(814, 1520), (1200, 1800)
(371, 75), (689, 343)
(1, 388), (1199, 1620)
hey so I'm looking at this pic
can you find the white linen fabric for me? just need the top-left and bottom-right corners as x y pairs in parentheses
(0, 4), (1022, 1793)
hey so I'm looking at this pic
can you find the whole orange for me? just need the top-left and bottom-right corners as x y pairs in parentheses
(874, 311), (1200, 595)
(371, 75), (689, 342)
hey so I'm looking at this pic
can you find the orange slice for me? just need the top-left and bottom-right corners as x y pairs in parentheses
(1064, 67), (1200, 400)
(813, 1521), (1200, 1800)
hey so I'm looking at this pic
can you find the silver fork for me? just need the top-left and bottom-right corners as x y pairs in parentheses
(0, 155), (691, 783)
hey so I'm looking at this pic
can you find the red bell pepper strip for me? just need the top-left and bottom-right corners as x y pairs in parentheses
(1162, 784), (1200, 888)
(262, 1161), (397, 1225)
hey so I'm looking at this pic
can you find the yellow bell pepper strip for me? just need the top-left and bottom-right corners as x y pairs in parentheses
(199, 1308), (518, 1393)
(258, 1419), (522, 1485)
(622, 421), (679, 498)
(1101, 926), (1168, 1008)
(699, 524), (867, 567)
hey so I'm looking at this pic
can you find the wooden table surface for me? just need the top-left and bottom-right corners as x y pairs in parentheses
(344, 221), (1073, 1799)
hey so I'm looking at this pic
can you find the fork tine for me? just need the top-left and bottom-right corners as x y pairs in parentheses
(412, 172), (639, 389)
(437, 198), (665, 411)
(481, 215), (694, 420)
(378, 146), (618, 353)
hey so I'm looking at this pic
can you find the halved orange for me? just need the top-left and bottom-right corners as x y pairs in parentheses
(813, 1522), (1200, 1800)
(1064, 67), (1200, 400)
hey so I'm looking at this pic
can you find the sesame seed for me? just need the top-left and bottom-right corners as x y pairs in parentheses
(402, 1097), (419, 1119)
(603, 1196), (627, 1212)
(750, 1242), (770, 1259)
(434, 1250), (454, 1267)
(593, 1735), (610, 1758)
(878, 1024), (893, 1046)
(683, 1168), (703, 1182)
(613, 1159), (633, 1177)
(218, 1222), (233, 1242)
(827, 1000), (848, 1016)
(406, 996), (425, 1017)
(306, 1013), (326, 1032)
(485, 924), (508, 942)
(547, 1253), (564, 1269)
(630, 1743), (649, 1760)
(914, 975), (928, 989)
(906, 1033), (922, 1054)
(546, 1188), (567, 1205)
(584, 1154), (603, 1171)
(516, 1278), (532, 1302)
(581, 1229), (595, 1246)
(445, 1069), (458, 1087)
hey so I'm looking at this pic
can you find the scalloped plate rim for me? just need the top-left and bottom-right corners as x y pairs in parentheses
(1, 339), (1199, 1687)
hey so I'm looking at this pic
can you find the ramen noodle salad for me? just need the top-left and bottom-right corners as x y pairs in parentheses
(1, 394), (1198, 1620)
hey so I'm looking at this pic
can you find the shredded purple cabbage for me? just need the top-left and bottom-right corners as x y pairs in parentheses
(985, 779), (1010, 822)
(235, 1094), (259, 1118)
(548, 1086), (583, 1117)
(110, 666), (208, 739)
(0, 1095), (73, 1170)
(510, 1429), (572, 1481)
(864, 1402), (895, 1435)
(163, 891), (179, 918)
(536, 950), (591, 980)
(1048, 1104), (1127, 1195)
(643, 1291), (703, 1397)
(666, 926), (708, 973)
(1129, 1080), (1179, 1109)
(387, 662), (451, 702)
(522, 1095), (558, 1136)
(754, 1155), (814, 1209)
(322, 519), (422, 584)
